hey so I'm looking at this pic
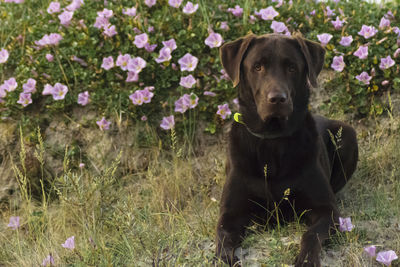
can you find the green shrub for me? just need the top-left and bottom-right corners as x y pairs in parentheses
(0, 0), (399, 133)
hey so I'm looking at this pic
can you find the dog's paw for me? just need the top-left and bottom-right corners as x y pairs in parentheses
(216, 245), (241, 266)
(294, 253), (321, 267)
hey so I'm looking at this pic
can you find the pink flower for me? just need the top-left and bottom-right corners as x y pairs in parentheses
(220, 21), (229, 31)
(103, 24), (117, 37)
(72, 56), (88, 67)
(393, 27), (400, 37)
(52, 83), (68, 100)
(180, 75), (196, 88)
(42, 254), (55, 266)
(249, 15), (257, 24)
(271, 21), (288, 33)
(155, 47), (172, 63)
(126, 72), (139, 82)
(47, 2), (61, 14)
(141, 115), (147, 121)
(364, 245), (376, 257)
(79, 163), (85, 168)
(331, 16), (344, 30)
(385, 10), (394, 20)
(94, 16), (109, 29)
(356, 72), (372, 85)
(227, 5), (243, 17)
(178, 53), (198, 72)
(205, 32), (223, 48)
(376, 250), (398, 266)
(394, 48), (400, 58)
(42, 84), (54, 95)
(4, 0), (24, 3)
(77, 91), (89, 106)
(162, 39), (177, 51)
(353, 46), (368, 59)
(61, 236), (75, 250)
(382, 80), (389, 86)
(325, 6), (335, 17)
(35, 33), (62, 47)
(46, 54), (54, 62)
(220, 68), (230, 80)
(331, 56), (345, 72)
(96, 117), (111, 130)
(274, 0), (284, 8)
(358, 25), (378, 39)
(175, 93), (198, 111)
(48, 33), (63, 45)
(134, 33), (149, 49)
(175, 93), (198, 112)
(379, 55), (395, 70)
(101, 56), (114, 70)
(338, 217), (354, 232)
(339, 36), (353, 46)
(257, 6), (279, 20)
(141, 87), (154, 103)
(58, 10), (74, 27)
(0, 48), (9, 64)
(7, 216), (20, 230)
(66, 0), (83, 12)
(144, 43), (157, 52)
(174, 95), (189, 113)
(97, 8), (113, 18)
(144, 0), (156, 8)
(129, 88), (154, 105)
(127, 57), (146, 73)
(0, 85), (6, 98)
(204, 91), (216, 97)
(116, 54), (131, 71)
(122, 7), (136, 16)
(4, 77), (18, 92)
(168, 0), (182, 8)
(17, 93), (32, 107)
(22, 78), (36, 93)
(217, 104), (231, 120)
(317, 33), (333, 46)
(233, 98), (239, 107)
(129, 91), (144, 105)
(160, 115), (175, 130)
(183, 2), (198, 14)
(379, 17), (390, 30)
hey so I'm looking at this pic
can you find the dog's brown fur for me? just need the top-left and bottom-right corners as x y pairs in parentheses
(216, 34), (358, 267)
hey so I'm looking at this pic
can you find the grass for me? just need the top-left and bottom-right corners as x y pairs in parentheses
(1, 109), (400, 267)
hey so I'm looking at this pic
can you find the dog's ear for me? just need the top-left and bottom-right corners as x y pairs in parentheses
(294, 34), (325, 88)
(220, 34), (256, 87)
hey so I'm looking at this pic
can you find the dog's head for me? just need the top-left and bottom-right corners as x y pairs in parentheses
(220, 33), (325, 138)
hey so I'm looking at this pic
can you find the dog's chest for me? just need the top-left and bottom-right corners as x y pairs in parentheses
(255, 138), (312, 179)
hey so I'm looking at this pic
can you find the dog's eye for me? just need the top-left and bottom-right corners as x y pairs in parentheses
(288, 64), (297, 73)
(254, 64), (262, 72)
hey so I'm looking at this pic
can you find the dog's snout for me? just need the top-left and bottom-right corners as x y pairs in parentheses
(267, 91), (287, 104)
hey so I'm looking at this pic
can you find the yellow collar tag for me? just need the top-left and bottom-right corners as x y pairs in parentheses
(234, 113), (244, 124)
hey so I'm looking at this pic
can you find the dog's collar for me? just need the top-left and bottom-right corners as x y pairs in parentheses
(233, 112), (291, 139)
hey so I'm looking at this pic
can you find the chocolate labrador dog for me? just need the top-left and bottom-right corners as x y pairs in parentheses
(216, 33), (358, 267)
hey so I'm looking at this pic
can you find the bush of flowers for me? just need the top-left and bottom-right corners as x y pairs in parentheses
(0, 0), (399, 133)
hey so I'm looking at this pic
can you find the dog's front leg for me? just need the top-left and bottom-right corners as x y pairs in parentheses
(294, 207), (339, 267)
(216, 171), (254, 266)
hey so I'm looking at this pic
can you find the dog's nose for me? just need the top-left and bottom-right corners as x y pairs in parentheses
(267, 91), (287, 104)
